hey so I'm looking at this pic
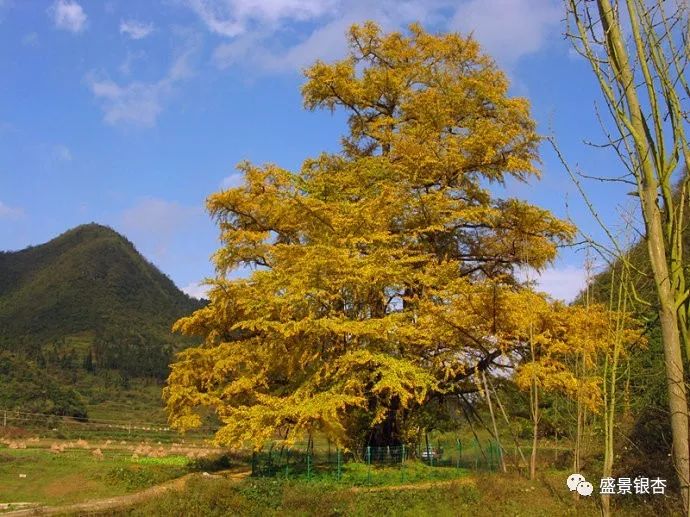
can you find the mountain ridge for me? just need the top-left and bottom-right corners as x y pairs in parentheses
(0, 223), (204, 376)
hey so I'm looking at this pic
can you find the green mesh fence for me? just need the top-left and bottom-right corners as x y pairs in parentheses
(250, 438), (502, 484)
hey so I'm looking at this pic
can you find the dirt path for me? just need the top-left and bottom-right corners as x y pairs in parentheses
(1, 470), (474, 515)
(1, 468), (251, 516)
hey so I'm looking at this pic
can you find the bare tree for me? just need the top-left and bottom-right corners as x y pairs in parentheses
(566, 0), (690, 511)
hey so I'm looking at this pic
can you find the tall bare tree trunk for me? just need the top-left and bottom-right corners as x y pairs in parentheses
(489, 376), (529, 469)
(530, 380), (538, 481)
(573, 388), (583, 474)
(566, 1), (690, 510)
(483, 371), (507, 473)
(529, 321), (539, 480)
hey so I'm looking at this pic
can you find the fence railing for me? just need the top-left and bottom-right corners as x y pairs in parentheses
(250, 438), (502, 484)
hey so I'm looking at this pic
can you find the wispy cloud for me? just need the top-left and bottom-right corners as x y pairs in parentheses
(449, 0), (561, 67)
(0, 201), (24, 220)
(185, 0), (336, 37)
(49, 0), (87, 33)
(221, 172), (244, 189)
(35, 143), (73, 168)
(188, 0), (560, 74)
(22, 32), (39, 47)
(121, 197), (202, 259)
(53, 144), (72, 162)
(181, 281), (210, 300)
(86, 43), (196, 127)
(120, 20), (154, 40)
(118, 50), (146, 76)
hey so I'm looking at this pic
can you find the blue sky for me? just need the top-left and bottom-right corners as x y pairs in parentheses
(0, 0), (635, 301)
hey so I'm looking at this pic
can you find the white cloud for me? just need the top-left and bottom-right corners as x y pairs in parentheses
(50, 0), (87, 33)
(119, 50), (146, 76)
(221, 172), (244, 188)
(121, 197), (201, 258)
(449, 0), (561, 67)
(88, 79), (164, 126)
(120, 20), (154, 40)
(0, 201), (23, 220)
(192, 0), (559, 74)
(214, 14), (358, 72)
(531, 265), (587, 303)
(182, 281), (211, 300)
(186, 0), (337, 37)
(86, 44), (196, 127)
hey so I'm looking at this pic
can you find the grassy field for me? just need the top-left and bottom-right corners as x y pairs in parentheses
(121, 470), (601, 517)
(0, 442), (216, 507)
(124, 468), (683, 517)
(0, 440), (681, 516)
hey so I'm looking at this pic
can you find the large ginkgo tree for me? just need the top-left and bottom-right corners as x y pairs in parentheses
(164, 22), (575, 451)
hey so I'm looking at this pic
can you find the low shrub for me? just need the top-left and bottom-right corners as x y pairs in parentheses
(107, 464), (186, 490)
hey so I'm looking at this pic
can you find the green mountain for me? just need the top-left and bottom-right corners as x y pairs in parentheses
(0, 223), (204, 378)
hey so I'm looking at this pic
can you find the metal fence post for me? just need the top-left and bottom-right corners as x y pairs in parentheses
(366, 445), (371, 485)
(401, 444), (406, 483)
(336, 448), (342, 481)
(456, 439), (461, 469)
(307, 447), (312, 480)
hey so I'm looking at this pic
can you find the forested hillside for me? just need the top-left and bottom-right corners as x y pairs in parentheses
(584, 234), (675, 477)
(0, 223), (205, 379)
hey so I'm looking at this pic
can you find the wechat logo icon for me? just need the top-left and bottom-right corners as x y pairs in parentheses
(567, 473), (593, 496)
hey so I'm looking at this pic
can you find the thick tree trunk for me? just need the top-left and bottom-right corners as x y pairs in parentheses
(366, 395), (402, 450)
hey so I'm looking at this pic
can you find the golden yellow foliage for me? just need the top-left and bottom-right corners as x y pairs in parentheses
(515, 302), (644, 412)
(165, 22), (575, 450)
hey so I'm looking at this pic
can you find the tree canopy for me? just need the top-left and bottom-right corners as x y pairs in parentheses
(165, 22), (575, 450)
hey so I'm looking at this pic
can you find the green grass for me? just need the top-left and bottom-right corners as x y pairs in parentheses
(121, 470), (607, 517)
(134, 455), (190, 467)
(0, 445), (681, 516)
(273, 461), (470, 486)
(0, 446), (188, 506)
(125, 468), (683, 517)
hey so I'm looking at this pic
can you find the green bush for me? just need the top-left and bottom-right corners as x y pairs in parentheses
(107, 464), (186, 490)
(189, 453), (233, 472)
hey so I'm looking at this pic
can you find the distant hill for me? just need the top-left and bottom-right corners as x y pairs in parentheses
(0, 223), (205, 377)
(584, 227), (680, 475)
